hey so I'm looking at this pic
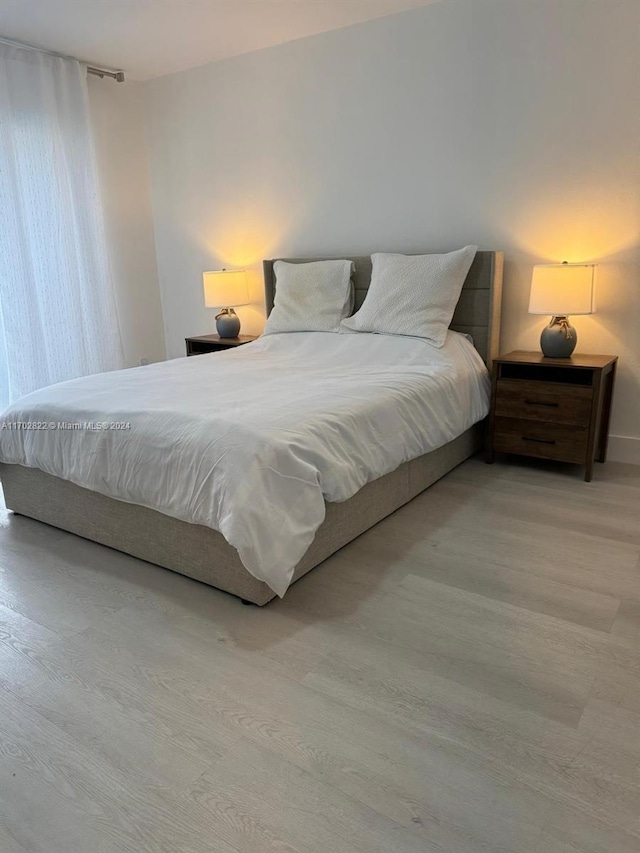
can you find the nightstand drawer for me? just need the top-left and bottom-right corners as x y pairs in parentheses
(493, 417), (588, 464)
(185, 334), (258, 356)
(495, 379), (592, 426)
(187, 341), (227, 355)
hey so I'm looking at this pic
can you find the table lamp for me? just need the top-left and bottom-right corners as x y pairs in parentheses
(203, 269), (249, 338)
(528, 262), (596, 358)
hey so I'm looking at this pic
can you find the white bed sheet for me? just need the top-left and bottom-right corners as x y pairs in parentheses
(0, 331), (489, 596)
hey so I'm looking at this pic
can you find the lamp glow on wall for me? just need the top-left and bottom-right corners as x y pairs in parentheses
(529, 262), (596, 357)
(203, 269), (249, 338)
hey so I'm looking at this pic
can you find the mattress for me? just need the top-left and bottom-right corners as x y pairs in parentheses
(0, 330), (490, 595)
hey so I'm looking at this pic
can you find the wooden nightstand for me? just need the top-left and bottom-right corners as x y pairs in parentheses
(488, 351), (617, 481)
(185, 334), (258, 356)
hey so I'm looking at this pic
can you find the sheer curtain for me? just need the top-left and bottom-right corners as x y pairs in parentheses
(0, 43), (124, 411)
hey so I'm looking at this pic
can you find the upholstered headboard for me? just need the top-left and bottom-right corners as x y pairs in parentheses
(262, 250), (504, 367)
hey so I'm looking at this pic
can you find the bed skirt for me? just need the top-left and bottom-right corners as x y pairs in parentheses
(0, 423), (482, 605)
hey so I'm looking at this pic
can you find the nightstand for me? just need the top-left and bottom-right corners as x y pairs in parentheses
(488, 351), (617, 481)
(185, 334), (258, 356)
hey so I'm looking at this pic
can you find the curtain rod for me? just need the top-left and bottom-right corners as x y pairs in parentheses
(87, 67), (125, 82)
(0, 35), (125, 81)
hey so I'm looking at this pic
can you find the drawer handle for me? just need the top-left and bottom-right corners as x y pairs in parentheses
(524, 399), (559, 408)
(522, 436), (556, 445)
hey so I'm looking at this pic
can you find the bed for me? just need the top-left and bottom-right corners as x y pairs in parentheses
(0, 250), (503, 605)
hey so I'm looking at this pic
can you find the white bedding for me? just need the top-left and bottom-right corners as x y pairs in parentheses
(0, 331), (489, 596)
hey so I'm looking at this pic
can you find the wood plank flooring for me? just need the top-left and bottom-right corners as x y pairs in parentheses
(0, 456), (639, 853)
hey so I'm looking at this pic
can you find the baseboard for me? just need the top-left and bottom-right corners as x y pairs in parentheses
(607, 435), (640, 465)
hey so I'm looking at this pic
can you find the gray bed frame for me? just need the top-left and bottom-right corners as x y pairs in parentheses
(0, 251), (503, 605)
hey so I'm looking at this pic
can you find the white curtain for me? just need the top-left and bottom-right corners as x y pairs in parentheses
(0, 43), (124, 411)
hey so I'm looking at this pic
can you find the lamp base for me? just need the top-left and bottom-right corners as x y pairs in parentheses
(540, 316), (577, 358)
(215, 308), (241, 338)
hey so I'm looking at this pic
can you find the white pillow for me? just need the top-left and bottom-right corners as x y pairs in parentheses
(264, 259), (354, 334)
(341, 246), (478, 346)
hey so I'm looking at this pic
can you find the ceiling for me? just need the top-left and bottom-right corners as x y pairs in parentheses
(0, 0), (436, 81)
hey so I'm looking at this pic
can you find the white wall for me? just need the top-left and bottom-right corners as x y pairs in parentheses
(145, 0), (640, 461)
(88, 76), (165, 367)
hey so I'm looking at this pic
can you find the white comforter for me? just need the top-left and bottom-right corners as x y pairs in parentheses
(0, 331), (489, 595)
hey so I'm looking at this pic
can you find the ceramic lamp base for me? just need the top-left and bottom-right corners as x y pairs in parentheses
(215, 308), (241, 338)
(540, 315), (577, 358)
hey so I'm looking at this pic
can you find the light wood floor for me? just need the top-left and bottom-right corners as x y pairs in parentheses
(1, 456), (639, 853)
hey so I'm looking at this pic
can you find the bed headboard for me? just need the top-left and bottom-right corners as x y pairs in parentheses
(262, 250), (503, 367)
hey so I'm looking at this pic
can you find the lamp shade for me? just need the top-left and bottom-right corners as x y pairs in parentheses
(203, 269), (249, 308)
(529, 263), (596, 316)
